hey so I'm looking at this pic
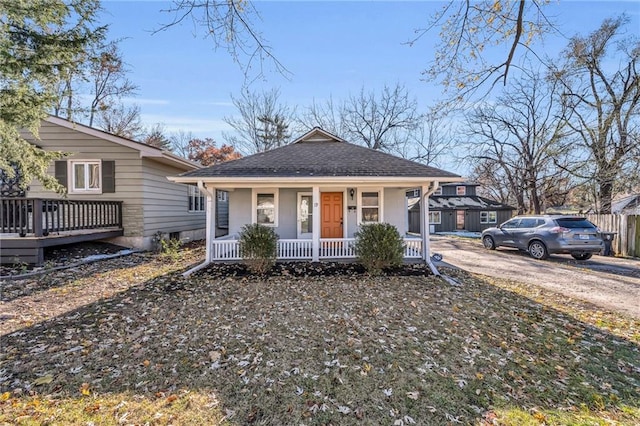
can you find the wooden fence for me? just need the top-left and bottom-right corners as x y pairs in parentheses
(586, 214), (639, 258)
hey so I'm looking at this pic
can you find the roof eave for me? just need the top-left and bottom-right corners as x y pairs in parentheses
(168, 175), (464, 186)
(45, 115), (200, 171)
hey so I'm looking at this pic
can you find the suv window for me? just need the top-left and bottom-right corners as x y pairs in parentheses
(518, 218), (538, 228)
(555, 218), (596, 229)
(501, 219), (520, 229)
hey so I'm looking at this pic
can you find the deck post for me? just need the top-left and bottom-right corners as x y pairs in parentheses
(32, 199), (43, 237)
(312, 186), (320, 261)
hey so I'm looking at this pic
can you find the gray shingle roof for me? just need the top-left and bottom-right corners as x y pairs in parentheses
(409, 195), (515, 211)
(180, 128), (460, 179)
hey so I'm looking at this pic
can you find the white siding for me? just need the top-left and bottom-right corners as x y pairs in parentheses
(277, 188), (297, 239)
(228, 188), (252, 236)
(384, 188), (407, 234)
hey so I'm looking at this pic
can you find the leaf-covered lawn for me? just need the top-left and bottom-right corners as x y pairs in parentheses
(1, 248), (638, 425)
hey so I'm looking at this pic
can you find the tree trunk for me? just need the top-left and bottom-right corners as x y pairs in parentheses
(599, 180), (614, 214)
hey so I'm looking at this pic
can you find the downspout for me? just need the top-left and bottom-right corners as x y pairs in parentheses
(422, 181), (440, 276)
(183, 181), (215, 277)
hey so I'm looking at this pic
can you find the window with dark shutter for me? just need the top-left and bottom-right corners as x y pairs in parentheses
(54, 161), (68, 189)
(102, 160), (116, 193)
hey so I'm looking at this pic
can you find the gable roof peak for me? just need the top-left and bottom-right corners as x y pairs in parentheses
(293, 127), (345, 144)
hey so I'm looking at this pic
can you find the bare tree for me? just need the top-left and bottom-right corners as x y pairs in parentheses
(464, 70), (572, 214)
(343, 84), (421, 151)
(169, 129), (196, 157)
(395, 109), (452, 167)
(552, 16), (640, 213)
(301, 83), (421, 152)
(52, 64), (88, 121)
(156, 1), (289, 81)
(87, 42), (138, 127)
(96, 104), (144, 140)
(412, 0), (556, 102)
(298, 96), (350, 139)
(223, 88), (297, 153)
(471, 158), (518, 207)
(141, 123), (172, 150)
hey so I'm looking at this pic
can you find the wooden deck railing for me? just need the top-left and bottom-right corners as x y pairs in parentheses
(0, 198), (123, 237)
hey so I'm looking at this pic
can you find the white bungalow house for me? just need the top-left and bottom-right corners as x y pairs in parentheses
(169, 128), (463, 274)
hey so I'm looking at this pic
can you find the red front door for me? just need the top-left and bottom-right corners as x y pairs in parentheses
(321, 192), (343, 238)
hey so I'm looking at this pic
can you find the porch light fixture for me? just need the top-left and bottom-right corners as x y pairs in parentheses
(349, 188), (355, 200)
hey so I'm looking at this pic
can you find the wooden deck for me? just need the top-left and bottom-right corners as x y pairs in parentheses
(1, 198), (123, 265)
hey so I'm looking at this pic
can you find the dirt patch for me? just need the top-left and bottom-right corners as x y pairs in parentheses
(0, 241), (130, 277)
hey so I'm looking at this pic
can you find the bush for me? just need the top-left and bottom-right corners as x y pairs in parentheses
(354, 223), (404, 275)
(238, 224), (278, 275)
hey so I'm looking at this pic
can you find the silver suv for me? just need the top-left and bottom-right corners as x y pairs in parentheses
(481, 215), (604, 260)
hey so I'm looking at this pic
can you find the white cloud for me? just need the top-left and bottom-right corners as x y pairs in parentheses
(120, 97), (170, 106)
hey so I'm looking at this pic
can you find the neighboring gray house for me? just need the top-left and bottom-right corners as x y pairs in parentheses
(169, 127), (463, 271)
(407, 182), (515, 233)
(612, 194), (640, 215)
(1, 116), (206, 264)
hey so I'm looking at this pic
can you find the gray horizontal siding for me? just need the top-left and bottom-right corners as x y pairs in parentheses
(141, 159), (205, 237)
(23, 121), (145, 237)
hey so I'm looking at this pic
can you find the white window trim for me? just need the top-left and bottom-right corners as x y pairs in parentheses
(217, 190), (228, 202)
(68, 160), (102, 194)
(456, 186), (466, 196)
(252, 188), (279, 227)
(480, 211), (497, 224)
(188, 185), (205, 212)
(429, 211), (442, 224)
(357, 187), (384, 224)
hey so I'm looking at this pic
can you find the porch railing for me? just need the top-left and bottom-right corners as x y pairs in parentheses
(319, 238), (355, 258)
(279, 239), (313, 259)
(210, 238), (424, 261)
(404, 239), (423, 258)
(0, 198), (123, 237)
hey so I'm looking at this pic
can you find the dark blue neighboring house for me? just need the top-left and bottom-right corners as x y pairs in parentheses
(407, 182), (515, 233)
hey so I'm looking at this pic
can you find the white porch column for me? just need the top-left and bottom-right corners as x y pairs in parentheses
(421, 184), (430, 262)
(202, 184), (217, 263)
(312, 185), (320, 261)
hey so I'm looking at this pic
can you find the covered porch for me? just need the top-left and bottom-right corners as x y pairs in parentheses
(198, 182), (436, 265)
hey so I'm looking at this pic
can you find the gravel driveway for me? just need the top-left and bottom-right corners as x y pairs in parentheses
(430, 235), (640, 319)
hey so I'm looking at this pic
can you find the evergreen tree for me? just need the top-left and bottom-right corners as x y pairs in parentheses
(0, 0), (105, 193)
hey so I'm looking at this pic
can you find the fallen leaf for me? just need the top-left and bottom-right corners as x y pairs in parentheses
(33, 375), (54, 386)
(406, 391), (419, 400)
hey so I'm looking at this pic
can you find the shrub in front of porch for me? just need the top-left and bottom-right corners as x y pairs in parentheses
(238, 224), (278, 275)
(354, 223), (404, 275)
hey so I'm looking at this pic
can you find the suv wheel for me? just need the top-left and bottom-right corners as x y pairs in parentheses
(528, 240), (548, 260)
(482, 235), (496, 250)
(571, 253), (593, 260)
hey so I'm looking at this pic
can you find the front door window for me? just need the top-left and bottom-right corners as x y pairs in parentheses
(297, 193), (313, 238)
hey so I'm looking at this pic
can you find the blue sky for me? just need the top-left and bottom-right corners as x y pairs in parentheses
(100, 1), (639, 172)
